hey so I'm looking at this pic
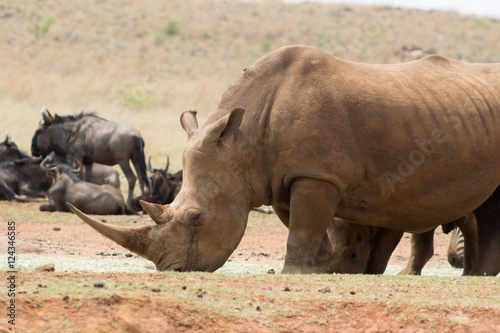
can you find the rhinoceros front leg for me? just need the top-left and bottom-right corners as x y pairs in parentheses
(274, 204), (332, 274)
(281, 178), (338, 274)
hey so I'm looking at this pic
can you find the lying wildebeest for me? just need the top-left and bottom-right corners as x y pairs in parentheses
(40, 152), (127, 214)
(0, 157), (52, 201)
(327, 214), (478, 275)
(69, 46), (500, 275)
(131, 157), (182, 211)
(0, 132), (28, 162)
(85, 163), (121, 189)
(31, 108), (149, 212)
(148, 156), (182, 204)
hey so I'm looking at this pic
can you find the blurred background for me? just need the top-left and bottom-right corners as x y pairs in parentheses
(1, 0), (500, 172)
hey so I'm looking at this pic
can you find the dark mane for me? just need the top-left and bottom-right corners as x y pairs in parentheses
(51, 112), (105, 124)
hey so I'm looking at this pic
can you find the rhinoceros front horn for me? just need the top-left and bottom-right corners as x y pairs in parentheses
(67, 203), (154, 260)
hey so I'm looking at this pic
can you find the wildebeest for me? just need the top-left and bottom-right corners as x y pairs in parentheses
(69, 46), (500, 275)
(85, 163), (121, 189)
(0, 132), (28, 162)
(0, 136), (51, 201)
(0, 157), (51, 201)
(131, 157), (182, 211)
(31, 108), (149, 211)
(148, 156), (182, 204)
(40, 152), (127, 214)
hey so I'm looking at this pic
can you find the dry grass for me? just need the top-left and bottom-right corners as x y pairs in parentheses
(1, 0), (500, 171)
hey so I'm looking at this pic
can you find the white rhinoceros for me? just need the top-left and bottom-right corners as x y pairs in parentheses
(69, 46), (500, 275)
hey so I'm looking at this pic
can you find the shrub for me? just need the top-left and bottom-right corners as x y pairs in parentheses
(155, 18), (182, 44)
(119, 81), (158, 110)
(30, 15), (57, 37)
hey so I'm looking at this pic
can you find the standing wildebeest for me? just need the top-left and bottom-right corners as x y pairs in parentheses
(40, 153), (127, 214)
(69, 46), (500, 275)
(31, 108), (149, 212)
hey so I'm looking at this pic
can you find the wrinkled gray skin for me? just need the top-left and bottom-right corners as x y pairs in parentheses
(41, 153), (127, 215)
(69, 46), (500, 275)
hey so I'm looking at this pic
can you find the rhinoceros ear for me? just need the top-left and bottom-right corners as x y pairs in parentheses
(204, 108), (245, 145)
(180, 111), (198, 139)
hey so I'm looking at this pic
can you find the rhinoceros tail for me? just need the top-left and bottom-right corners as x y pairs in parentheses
(134, 136), (150, 191)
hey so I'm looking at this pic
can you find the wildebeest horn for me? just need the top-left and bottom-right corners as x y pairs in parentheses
(140, 200), (173, 225)
(180, 111), (198, 139)
(163, 156), (170, 173)
(72, 157), (82, 174)
(4, 131), (8, 144)
(67, 203), (155, 260)
(148, 156), (154, 172)
(41, 106), (53, 125)
(40, 152), (58, 171)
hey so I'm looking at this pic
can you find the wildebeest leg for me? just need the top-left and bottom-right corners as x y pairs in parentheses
(39, 202), (57, 211)
(397, 228), (435, 275)
(455, 214), (478, 275)
(118, 161), (137, 212)
(0, 180), (17, 201)
(364, 228), (404, 275)
(281, 178), (337, 274)
(84, 163), (93, 182)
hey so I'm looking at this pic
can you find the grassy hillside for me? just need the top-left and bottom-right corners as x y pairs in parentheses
(1, 0), (500, 170)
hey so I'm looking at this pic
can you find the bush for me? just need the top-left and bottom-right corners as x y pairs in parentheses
(119, 81), (158, 110)
(155, 18), (182, 44)
(30, 15), (57, 37)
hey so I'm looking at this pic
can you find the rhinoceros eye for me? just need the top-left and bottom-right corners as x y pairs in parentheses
(189, 213), (204, 226)
(184, 209), (204, 226)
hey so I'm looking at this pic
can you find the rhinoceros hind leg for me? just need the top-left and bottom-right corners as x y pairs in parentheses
(398, 228), (435, 275)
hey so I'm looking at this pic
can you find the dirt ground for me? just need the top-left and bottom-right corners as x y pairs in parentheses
(1, 205), (499, 332)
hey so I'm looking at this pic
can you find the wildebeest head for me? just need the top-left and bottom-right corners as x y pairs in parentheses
(148, 156), (169, 202)
(40, 151), (82, 181)
(69, 108), (252, 272)
(0, 132), (27, 162)
(148, 156), (182, 204)
(31, 107), (93, 158)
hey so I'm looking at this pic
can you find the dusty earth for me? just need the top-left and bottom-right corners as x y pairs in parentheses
(0, 202), (499, 332)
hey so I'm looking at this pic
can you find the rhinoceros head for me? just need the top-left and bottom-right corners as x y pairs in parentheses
(68, 108), (253, 272)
